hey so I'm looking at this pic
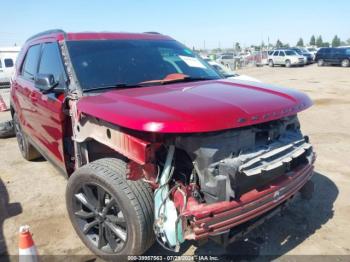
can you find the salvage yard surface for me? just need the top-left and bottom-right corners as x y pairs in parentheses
(1, 64), (350, 259)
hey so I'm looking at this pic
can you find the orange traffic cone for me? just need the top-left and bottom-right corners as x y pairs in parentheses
(0, 95), (7, 112)
(18, 225), (38, 262)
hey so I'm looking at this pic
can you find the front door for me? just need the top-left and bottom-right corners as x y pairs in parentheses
(14, 41), (67, 171)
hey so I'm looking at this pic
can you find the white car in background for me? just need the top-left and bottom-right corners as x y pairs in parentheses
(0, 46), (20, 88)
(207, 60), (261, 82)
(268, 49), (305, 67)
(305, 47), (318, 58)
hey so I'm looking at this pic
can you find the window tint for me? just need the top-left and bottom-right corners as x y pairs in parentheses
(279, 51), (285, 56)
(0, 59), (2, 68)
(38, 43), (64, 82)
(22, 44), (41, 79)
(67, 40), (220, 90)
(4, 59), (14, 68)
(285, 50), (297, 56)
(273, 51), (279, 56)
(332, 49), (343, 55)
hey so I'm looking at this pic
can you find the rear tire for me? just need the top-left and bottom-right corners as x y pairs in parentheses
(66, 158), (155, 259)
(317, 59), (324, 66)
(268, 59), (274, 67)
(341, 59), (349, 67)
(13, 113), (41, 160)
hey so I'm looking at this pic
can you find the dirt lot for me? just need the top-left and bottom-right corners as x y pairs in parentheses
(1, 64), (350, 259)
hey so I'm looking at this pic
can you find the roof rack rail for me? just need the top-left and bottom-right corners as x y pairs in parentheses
(143, 31), (161, 35)
(26, 29), (66, 42)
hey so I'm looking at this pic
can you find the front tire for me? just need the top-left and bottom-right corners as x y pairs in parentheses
(317, 59), (324, 66)
(13, 113), (41, 160)
(66, 158), (155, 259)
(285, 60), (291, 68)
(341, 59), (349, 67)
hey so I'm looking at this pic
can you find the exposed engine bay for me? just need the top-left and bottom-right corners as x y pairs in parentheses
(153, 115), (314, 250)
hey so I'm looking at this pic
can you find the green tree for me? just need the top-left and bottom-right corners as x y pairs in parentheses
(310, 35), (316, 46)
(235, 42), (241, 52)
(297, 38), (304, 47)
(316, 35), (323, 47)
(276, 39), (283, 48)
(332, 35), (341, 47)
(347, 38), (350, 45)
(322, 42), (330, 48)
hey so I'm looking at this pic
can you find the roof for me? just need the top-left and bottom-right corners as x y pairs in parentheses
(26, 29), (173, 43)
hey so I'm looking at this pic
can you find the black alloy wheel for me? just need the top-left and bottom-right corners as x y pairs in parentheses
(73, 183), (127, 253)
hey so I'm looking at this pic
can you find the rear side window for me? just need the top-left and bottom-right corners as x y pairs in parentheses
(22, 45), (41, 80)
(38, 42), (65, 82)
(273, 51), (279, 56)
(279, 51), (285, 56)
(333, 49), (343, 55)
(4, 58), (14, 68)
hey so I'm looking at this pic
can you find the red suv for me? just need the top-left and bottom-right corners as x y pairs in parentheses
(10, 30), (316, 258)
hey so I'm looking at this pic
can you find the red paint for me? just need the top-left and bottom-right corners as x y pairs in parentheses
(65, 32), (172, 41)
(78, 79), (312, 133)
(182, 161), (315, 240)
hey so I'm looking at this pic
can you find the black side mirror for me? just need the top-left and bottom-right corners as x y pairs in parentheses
(34, 74), (59, 93)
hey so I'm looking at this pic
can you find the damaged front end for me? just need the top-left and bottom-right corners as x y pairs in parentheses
(153, 115), (315, 250)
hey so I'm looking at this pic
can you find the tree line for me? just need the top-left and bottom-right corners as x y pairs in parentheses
(281, 35), (350, 48)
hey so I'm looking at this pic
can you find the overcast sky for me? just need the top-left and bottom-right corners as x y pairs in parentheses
(1, 0), (349, 48)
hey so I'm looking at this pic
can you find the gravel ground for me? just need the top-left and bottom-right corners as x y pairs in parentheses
(0, 64), (349, 260)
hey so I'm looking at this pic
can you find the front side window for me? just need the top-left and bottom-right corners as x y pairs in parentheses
(66, 39), (220, 91)
(273, 51), (279, 56)
(21, 44), (41, 80)
(38, 42), (65, 82)
(279, 51), (285, 56)
(4, 58), (14, 68)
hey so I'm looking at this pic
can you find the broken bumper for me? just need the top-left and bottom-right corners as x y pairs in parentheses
(184, 154), (315, 240)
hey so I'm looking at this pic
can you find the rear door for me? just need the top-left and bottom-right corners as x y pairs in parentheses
(278, 51), (286, 64)
(323, 48), (332, 62)
(273, 51), (280, 64)
(333, 49), (346, 64)
(28, 41), (68, 170)
(13, 44), (42, 133)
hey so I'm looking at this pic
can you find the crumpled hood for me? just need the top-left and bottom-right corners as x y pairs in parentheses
(77, 79), (312, 133)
